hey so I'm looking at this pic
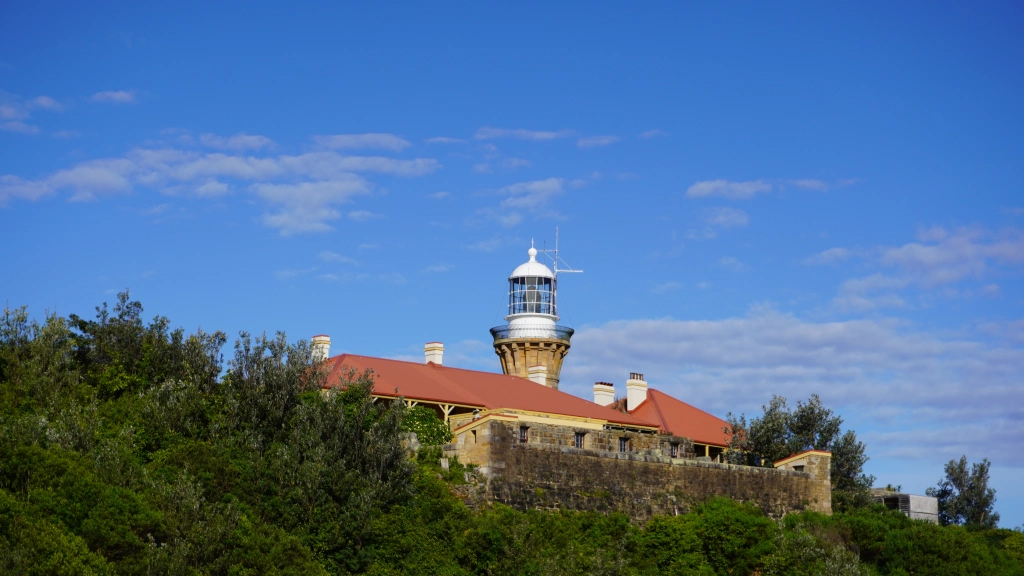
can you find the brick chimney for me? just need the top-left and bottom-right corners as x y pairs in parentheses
(424, 342), (444, 365)
(593, 382), (615, 406)
(625, 372), (648, 411)
(311, 335), (331, 361)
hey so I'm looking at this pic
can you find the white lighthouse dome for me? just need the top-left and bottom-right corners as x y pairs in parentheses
(509, 246), (555, 279)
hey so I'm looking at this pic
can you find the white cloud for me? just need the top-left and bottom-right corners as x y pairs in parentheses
(52, 130), (80, 139)
(474, 126), (573, 141)
(472, 163), (492, 174)
(467, 237), (508, 252)
(193, 180), (230, 197)
(502, 158), (531, 168)
(251, 177), (371, 235)
(804, 247), (852, 265)
(0, 121), (39, 134)
(199, 132), (274, 151)
(428, 191), (451, 199)
(788, 179), (830, 192)
(347, 210), (378, 221)
(561, 310), (1024, 464)
(833, 274), (909, 312)
(638, 129), (669, 139)
(652, 281), (682, 293)
(704, 207), (749, 228)
(686, 179), (772, 199)
(275, 267), (317, 280)
(499, 177), (564, 210)
(426, 136), (465, 144)
(92, 90), (136, 104)
(318, 251), (357, 264)
(880, 227), (1024, 287)
(577, 135), (618, 148)
(311, 133), (410, 151)
(719, 256), (745, 271)
(28, 96), (62, 111)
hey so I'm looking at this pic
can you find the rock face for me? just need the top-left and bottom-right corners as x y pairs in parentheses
(446, 420), (832, 521)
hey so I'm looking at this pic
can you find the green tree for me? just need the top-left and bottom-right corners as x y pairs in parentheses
(724, 395), (874, 508)
(926, 455), (1000, 528)
(401, 405), (453, 446)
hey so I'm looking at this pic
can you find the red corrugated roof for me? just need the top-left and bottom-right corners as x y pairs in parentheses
(323, 354), (656, 429)
(629, 388), (731, 446)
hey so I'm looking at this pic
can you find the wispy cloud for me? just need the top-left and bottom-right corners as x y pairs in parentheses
(502, 158), (531, 168)
(686, 179), (772, 200)
(0, 146), (440, 232)
(318, 251), (358, 264)
(833, 274), (909, 312)
(577, 135), (618, 148)
(424, 264), (453, 273)
(92, 90), (136, 104)
(564, 310), (1024, 464)
(880, 226), (1024, 286)
(804, 247), (852, 265)
(252, 177), (371, 235)
(428, 191), (451, 199)
(474, 126), (573, 141)
(704, 207), (749, 228)
(652, 281), (682, 293)
(28, 96), (63, 112)
(311, 133), (411, 151)
(199, 132), (274, 151)
(426, 136), (465, 144)
(719, 256), (745, 271)
(347, 210), (380, 221)
(638, 129), (669, 139)
(0, 121), (39, 134)
(275, 267), (318, 280)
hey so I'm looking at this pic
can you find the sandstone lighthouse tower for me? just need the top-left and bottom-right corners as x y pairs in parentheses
(490, 235), (580, 390)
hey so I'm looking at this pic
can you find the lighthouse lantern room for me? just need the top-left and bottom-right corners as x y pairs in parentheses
(491, 240), (577, 389)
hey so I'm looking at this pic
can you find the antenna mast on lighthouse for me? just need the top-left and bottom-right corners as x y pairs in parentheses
(540, 227), (583, 277)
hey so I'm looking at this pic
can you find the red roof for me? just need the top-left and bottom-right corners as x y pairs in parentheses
(322, 354), (656, 429)
(629, 388), (731, 446)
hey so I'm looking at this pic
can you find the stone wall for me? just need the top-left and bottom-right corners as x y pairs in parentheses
(447, 420), (831, 521)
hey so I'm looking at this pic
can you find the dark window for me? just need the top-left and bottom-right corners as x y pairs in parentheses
(574, 432), (585, 449)
(670, 443), (679, 458)
(519, 426), (529, 443)
(793, 465), (804, 472)
(619, 437), (630, 453)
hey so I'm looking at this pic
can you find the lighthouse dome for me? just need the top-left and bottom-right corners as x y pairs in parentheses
(510, 247), (555, 279)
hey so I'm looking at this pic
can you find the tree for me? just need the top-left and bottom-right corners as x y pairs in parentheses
(926, 455), (999, 528)
(724, 394), (874, 507)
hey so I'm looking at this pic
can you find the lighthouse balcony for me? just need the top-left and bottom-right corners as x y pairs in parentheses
(490, 324), (575, 342)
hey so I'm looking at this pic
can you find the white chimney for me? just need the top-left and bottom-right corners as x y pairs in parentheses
(528, 365), (547, 386)
(593, 382), (615, 406)
(425, 342), (444, 365)
(625, 372), (648, 411)
(311, 335), (331, 362)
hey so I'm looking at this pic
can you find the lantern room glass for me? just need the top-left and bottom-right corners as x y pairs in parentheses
(508, 276), (556, 315)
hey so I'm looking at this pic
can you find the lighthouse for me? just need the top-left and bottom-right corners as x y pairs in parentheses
(490, 242), (576, 389)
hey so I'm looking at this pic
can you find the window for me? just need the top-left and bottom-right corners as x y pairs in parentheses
(574, 432), (585, 449)
(509, 276), (556, 315)
(619, 437), (630, 453)
(519, 426), (529, 443)
(793, 465), (804, 472)
(670, 443), (679, 458)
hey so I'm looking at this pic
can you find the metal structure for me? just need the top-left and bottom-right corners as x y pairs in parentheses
(491, 230), (581, 390)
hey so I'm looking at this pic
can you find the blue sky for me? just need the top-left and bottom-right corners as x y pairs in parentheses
(2, 2), (1022, 526)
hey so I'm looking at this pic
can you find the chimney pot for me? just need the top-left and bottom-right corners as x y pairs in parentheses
(425, 342), (444, 365)
(593, 382), (615, 406)
(311, 335), (331, 362)
(527, 365), (548, 386)
(625, 372), (648, 411)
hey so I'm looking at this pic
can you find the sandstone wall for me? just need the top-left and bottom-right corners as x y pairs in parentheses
(448, 420), (831, 521)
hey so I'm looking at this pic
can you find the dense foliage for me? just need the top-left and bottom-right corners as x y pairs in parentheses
(927, 455), (1000, 528)
(1, 294), (1021, 575)
(724, 394), (876, 509)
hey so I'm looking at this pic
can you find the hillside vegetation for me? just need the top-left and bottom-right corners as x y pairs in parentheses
(1, 293), (1022, 575)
